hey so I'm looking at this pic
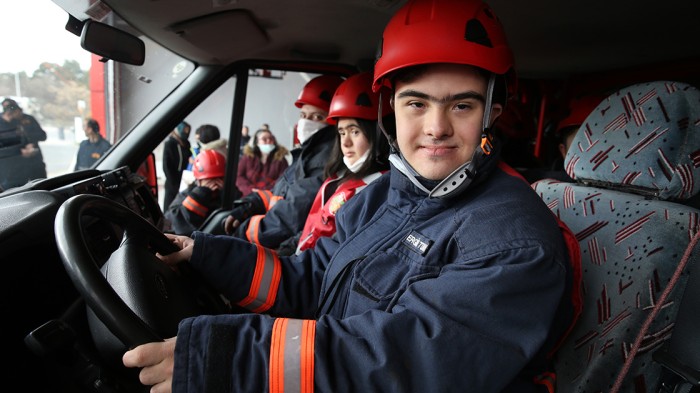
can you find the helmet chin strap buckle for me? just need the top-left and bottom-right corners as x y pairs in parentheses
(480, 132), (494, 155)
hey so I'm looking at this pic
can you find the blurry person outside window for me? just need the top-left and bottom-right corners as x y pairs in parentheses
(124, 1), (577, 391)
(236, 128), (289, 197)
(74, 118), (112, 171)
(0, 121), (32, 190)
(284, 71), (391, 255)
(222, 75), (344, 251)
(2, 98), (47, 181)
(239, 125), (251, 155)
(162, 121), (191, 210)
(164, 149), (226, 236)
(182, 124), (228, 190)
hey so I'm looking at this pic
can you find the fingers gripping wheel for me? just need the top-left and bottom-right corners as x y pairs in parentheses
(54, 194), (229, 362)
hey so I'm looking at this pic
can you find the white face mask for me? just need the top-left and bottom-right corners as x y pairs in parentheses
(297, 118), (326, 144)
(258, 143), (275, 154)
(343, 149), (370, 173)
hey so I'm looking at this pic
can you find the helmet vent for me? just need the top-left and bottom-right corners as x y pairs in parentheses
(318, 90), (333, 104)
(355, 92), (373, 107)
(464, 19), (493, 48)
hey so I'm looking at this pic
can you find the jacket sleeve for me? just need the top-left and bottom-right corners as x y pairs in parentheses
(233, 158), (325, 249)
(164, 187), (217, 235)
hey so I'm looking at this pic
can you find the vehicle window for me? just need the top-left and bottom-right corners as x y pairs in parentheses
(0, 2), (193, 193)
(154, 70), (320, 210)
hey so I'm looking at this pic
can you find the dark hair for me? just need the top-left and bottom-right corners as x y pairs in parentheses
(86, 118), (100, 133)
(324, 118), (390, 182)
(196, 124), (220, 144)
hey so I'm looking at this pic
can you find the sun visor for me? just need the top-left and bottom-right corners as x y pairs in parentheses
(169, 10), (268, 63)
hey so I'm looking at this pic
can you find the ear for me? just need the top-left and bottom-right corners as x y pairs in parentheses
(488, 103), (503, 126)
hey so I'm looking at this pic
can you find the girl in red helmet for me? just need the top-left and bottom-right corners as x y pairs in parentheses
(284, 71), (391, 255)
(125, 1), (575, 392)
(164, 149), (228, 236)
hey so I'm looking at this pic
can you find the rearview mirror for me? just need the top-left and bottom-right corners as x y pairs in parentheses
(80, 20), (145, 66)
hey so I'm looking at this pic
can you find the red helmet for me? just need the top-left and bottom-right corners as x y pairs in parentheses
(556, 95), (605, 134)
(193, 149), (226, 180)
(373, 0), (514, 92)
(328, 72), (393, 121)
(294, 75), (345, 112)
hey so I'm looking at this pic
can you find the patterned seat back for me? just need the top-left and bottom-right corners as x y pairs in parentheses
(532, 81), (700, 392)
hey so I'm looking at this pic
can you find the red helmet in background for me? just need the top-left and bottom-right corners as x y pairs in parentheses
(294, 75), (345, 112)
(556, 95), (605, 134)
(328, 71), (393, 121)
(373, 0), (514, 92)
(193, 149), (226, 180)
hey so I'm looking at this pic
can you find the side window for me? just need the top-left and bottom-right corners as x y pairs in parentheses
(154, 77), (237, 210)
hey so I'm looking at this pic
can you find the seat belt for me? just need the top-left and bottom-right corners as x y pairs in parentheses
(609, 230), (700, 393)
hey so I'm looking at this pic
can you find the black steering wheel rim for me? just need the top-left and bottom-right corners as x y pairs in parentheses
(55, 194), (227, 349)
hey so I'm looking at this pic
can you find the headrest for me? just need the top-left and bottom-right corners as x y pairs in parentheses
(564, 81), (700, 201)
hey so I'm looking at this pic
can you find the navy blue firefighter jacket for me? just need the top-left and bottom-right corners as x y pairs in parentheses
(174, 163), (574, 393)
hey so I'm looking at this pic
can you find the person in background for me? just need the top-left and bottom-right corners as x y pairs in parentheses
(162, 121), (191, 210)
(164, 149), (226, 236)
(222, 74), (344, 250)
(123, 1), (575, 391)
(532, 94), (604, 183)
(182, 124), (228, 192)
(74, 118), (112, 171)
(236, 128), (289, 197)
(287, 71), (391, 255)
(239, 125), (251, 155)
(0, 120), (32, 190)
(2, 98), (47, 180)
(555, 95), (604, 163)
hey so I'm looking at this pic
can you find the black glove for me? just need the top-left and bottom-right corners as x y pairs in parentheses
(222, 201), (252, 235)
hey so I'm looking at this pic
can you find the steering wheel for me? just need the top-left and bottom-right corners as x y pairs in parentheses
(54, 194), (229, 356)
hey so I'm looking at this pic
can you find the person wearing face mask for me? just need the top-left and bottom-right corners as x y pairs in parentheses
(222, 74), (344, 250)
(235, 128), (289, 197)
(288, 71), (391, 255)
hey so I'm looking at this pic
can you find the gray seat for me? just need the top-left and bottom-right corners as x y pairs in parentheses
(532, 80), (700, 392)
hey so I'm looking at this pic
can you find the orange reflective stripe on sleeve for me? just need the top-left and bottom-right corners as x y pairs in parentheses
(182, 195), (209, 217)
(255, 189), (275, 210)
(237, 245), (281, 313)
(270, 318), (316, 393)
(269, 195), (283, 209)
(246, 215), (264, 245)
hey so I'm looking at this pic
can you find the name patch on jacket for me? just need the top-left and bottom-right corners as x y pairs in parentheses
(403, 230), (432, 256)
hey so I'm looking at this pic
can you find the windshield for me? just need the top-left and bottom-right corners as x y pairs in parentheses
(0, 0), (193, 193)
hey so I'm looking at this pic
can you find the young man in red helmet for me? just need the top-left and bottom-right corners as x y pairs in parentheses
(164, 149), (227, 236)
(222, 75), (344, 251)
(124, 1), (575, 392)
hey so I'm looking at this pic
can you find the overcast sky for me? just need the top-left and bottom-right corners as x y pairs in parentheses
(1, 1), (92, 74)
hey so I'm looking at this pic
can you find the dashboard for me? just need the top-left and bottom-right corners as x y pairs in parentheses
(0, 165), (164, 259)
